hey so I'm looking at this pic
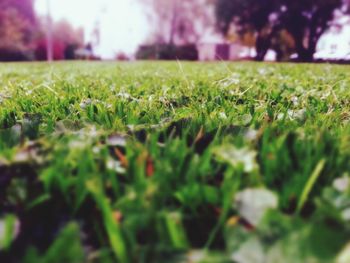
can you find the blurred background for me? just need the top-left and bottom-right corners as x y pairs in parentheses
(0, 0), (349, 62)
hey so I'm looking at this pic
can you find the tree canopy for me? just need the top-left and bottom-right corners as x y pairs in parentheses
(216, 0), (347, 61)
(140, 0), (215, 45)
(0, 0), (36, 60)
(0, 0), (86, 61)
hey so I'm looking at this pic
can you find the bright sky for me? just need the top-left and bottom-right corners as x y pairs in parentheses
(35, 0), (150, 59)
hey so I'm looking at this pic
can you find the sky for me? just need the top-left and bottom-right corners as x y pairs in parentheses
(35, 0), (150, 59)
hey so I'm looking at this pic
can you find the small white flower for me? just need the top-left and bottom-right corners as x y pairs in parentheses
(106, 134), (127, 147)
(279, 109), (307, 121)
(245, 129), (259, 141)
(341, 208), (350, 221)
(79, 98), (92, 109)
(231, 238), (265, 263)
(333, 176), (350, 192)
(92, 146), (101, 154)
(69, 140), (87, 149)
(106, 159), (125, 173)
(219, 112), (228, 120)
(214, 145), (258, 172)
(337, 242), (350, 263)
(117, 92), (131, 99)
(291, 96), (299, 106)
(25, 90), (33, 95)
(14, 151), (30, 163)
(187, 250), (206, 262)
(228, 78), (240, 85)
(258, 68), (267, 75)
(235, 188), (278, 226)
(289, 109), (306, 120)
(277, 112), (285, 120)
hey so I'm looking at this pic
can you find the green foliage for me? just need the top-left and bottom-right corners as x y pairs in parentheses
(22, 223), (85, 263)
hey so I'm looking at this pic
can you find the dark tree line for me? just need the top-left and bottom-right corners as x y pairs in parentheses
(216, 0), (348, 61)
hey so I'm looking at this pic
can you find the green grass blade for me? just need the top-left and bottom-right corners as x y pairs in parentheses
(297, 158), (326, 214)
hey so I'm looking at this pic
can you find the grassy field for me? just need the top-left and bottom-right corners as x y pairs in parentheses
(0, 61), (349, 262)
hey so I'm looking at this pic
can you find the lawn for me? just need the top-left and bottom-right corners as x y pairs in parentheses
(0, 61), (349, 263)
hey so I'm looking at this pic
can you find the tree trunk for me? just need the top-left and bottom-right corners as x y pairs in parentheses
(292, 15), (320, 62)
(169, 0), (178, 45)
(255, 32), (270, 61)
(296, 46), (314, 62)
(295, 39), (317, 62)
(292, 33), (314, 62)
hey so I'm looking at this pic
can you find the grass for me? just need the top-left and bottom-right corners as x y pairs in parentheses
(0, 61), (349, 262)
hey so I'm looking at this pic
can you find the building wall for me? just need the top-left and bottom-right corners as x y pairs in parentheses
(197, 43), (245, 61)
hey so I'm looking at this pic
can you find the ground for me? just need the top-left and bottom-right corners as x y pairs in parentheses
(0, 62), (349, 262)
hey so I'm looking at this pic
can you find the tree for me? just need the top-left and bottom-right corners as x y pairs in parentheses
(54, 20), (84, 60)
(140, 0), (215, 45)
(1, 0), (35, 20)
(281, 0), (344, 61)
(35, 18), (85, 60)
(215, 0), (346, 61)
(216, 0), (278, 60)
(0, 0), (36, 60)
(271, 29), (296, 61)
